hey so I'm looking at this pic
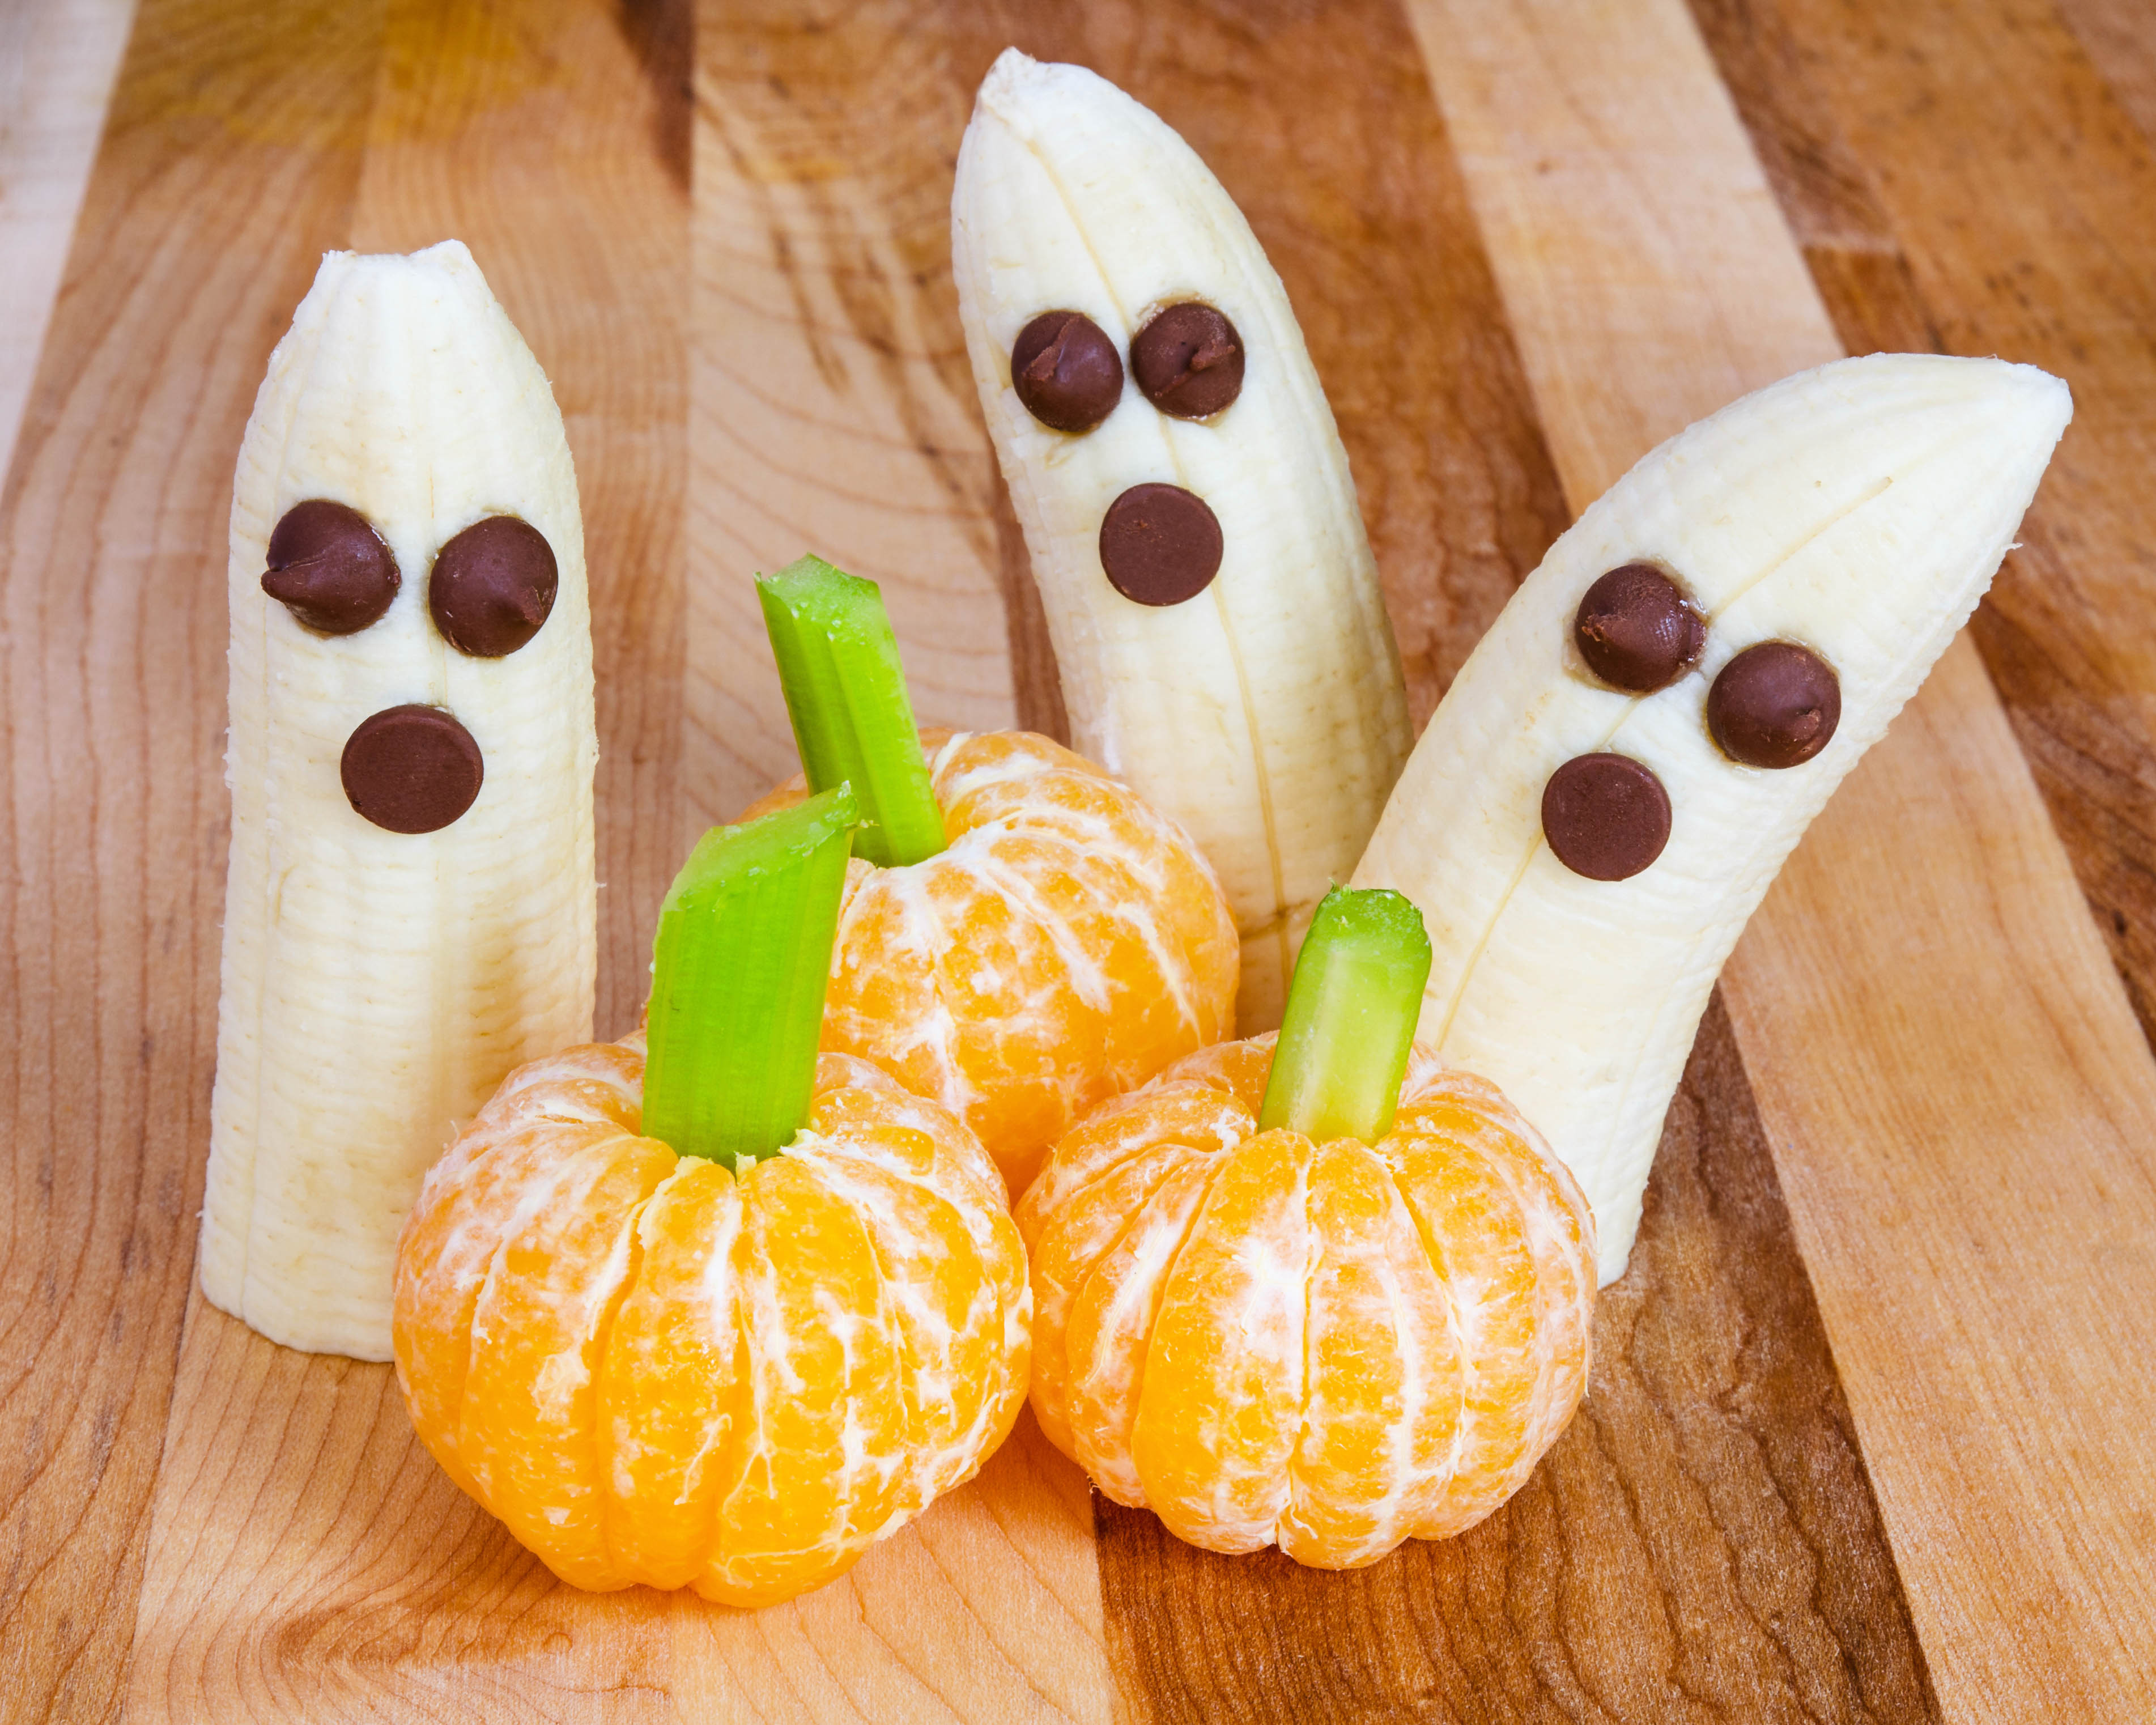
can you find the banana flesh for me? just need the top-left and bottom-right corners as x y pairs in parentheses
(1354, 354), (2070, 1283)
(203, 241), (597, 1359)
(952, 50), (1411, 1030)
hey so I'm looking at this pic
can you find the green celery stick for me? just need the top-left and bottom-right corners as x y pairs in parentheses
(1257, 886), (1434, 1145)
(643, 784), (859, 1169)
(757, 555), (947, 869)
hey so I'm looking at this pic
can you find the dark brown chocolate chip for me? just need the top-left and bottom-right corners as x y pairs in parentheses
(1011, 311), (1124, 433)
(1542, 753), (1672, 881)
(341, 705), (484, 834)
(1130, 302), (1245, 420)
(262, 499), (399, 635)
(1574, 563), (1707, 693)
(1707, 641), (1841, 768)
(1099, 483), (1224, 607)
(429, 516), (558, 657)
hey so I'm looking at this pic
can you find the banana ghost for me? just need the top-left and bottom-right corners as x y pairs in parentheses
(203, 240), (597, 1360)
(1355, 354), (2072, 1283)
(953, 50), (1412, 1031)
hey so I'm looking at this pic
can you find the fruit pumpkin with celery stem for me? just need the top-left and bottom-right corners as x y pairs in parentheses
(392, 787), (1030, 1607)
(748, 556), (1238, 1194)
(1019, 887), (1596, 1567)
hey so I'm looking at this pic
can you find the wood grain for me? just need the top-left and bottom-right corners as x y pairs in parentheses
(0, 0), (138, 491)
(1408, 0), (2156, 1715)
(687, 1), (1026, 827)
(0, 4), (386, 1719)
(1692, 0), (2156, 1060)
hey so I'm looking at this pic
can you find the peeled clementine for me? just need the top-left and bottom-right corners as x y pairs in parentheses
(1018, 1035), (1595, 1567)
(746, 729), (1239, 1195)
(393, 1036), (1030, 1607)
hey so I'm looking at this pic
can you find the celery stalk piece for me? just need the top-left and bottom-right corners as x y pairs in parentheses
(643, 785), (859, 1168)
(757, 555), (947, 869)
(1257, 886), (1433, 1145)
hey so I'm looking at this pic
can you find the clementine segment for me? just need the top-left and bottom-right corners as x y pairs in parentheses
(393, 1045), (1030, 1607)
(1017, 1035), (1596, 1568)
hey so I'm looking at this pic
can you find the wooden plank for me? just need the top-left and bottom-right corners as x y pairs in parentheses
(687, 1), (1028, 827)
(683, 6), (1125, 1720)
(1691, 0), (2156, 1056)
(1406, 0), (2156, 1715)
(119, 1), (694, 1717)
(0, 3), (387, 1719)
(0, 0), (137, 491)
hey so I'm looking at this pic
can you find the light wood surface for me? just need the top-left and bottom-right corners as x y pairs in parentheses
(1415, 1), (2156, 1714)
(5, 0), (2154, 1720)
(0, 0), (137, 488)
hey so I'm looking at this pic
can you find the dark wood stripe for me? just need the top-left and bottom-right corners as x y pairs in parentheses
(975, 3), (1939, 1719)
(1691, 0), (2156, 1051)
(0, 3), (388, 1717)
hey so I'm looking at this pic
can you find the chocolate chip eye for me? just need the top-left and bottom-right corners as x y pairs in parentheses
(1707, 642), (1840, 768)
(1131, 302), (1245, 419)
(341, 704), (484, 833)
(1012, 311), (1124, 434)
(262, 499), (400, 635)
(1099, 483), (1224, 606)
(1574, 564), (1707, 693)
(429, 516), (559, 657)
(1542, 753), (1672, 880)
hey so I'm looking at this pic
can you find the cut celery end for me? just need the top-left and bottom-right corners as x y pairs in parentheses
(758, 555), (947, 870)
(1257, 886), (1434, 1145)
(643, 784), (859, 1166)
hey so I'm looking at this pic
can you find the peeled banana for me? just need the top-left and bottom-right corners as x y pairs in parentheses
(952, 50), (1411, 1030)
(1354, 354), (2070, 1282)
(203, 241), (597, 1359)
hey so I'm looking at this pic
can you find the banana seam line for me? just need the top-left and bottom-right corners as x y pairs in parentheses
(1428, 471), (1896, 1051)
(1010, 113), (1294, 997)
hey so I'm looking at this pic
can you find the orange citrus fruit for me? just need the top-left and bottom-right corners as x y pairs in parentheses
(745, 729), (1239, 1194)
(1018, 1035), (1595, 1567)
(393, 1035), (1030, 1607)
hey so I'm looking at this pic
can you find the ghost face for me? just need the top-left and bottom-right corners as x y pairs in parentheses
(1539, 562), (1843, 882)
(258, 499), (562, 834)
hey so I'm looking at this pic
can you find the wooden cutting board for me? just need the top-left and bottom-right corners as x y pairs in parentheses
(6, 1), (2155, 1719)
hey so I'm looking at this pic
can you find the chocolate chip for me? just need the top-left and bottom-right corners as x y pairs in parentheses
(1707, 642), (1841, 768)
(262, 499), (399, 635)
(429, 516), (558, 657)
(341, 705), (484, 834)
(1011, 311), (1124, 433)
(1574, 563), (1706, 692)
(1131, 303), (1245, 419)
(1542, 754), (1672, 881)
(1099, 483), (1224, 607)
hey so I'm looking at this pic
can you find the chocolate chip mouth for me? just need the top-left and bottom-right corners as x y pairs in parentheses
(1099, 482), (1224, 607)
(1542, 753), (1672, 880)
(341, 704), (484, 833)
